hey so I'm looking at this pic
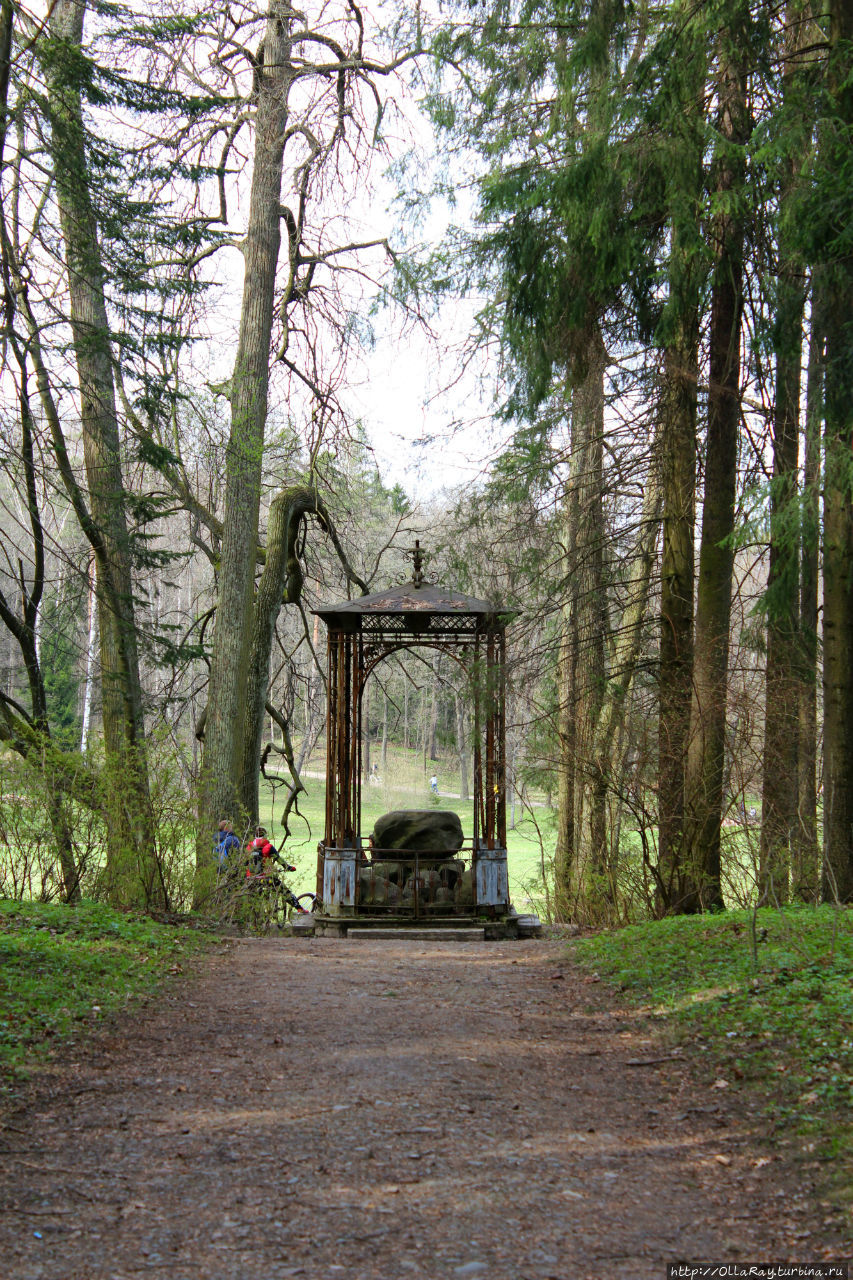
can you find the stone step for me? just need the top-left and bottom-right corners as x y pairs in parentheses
(345, 927), (485, 942)
(291, 914), (316, 933)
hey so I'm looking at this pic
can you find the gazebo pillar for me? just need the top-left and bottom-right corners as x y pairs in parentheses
(320, 628), (361, 915)
(472, 627), (509, 910)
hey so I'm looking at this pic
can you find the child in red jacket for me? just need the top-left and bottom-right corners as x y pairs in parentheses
(245, 827), (296, 877)
(245, 827), (307, 913)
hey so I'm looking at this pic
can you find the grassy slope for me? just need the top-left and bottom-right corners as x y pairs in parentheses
(0, 900), (213, 1087)
(571, 906), (853, 1205)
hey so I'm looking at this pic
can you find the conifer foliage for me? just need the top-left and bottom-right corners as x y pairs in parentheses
(415, 0), (853, 915)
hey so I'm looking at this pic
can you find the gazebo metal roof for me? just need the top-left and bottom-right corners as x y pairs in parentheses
(314, 541), (515, 634)
(314, 580), (509, 623)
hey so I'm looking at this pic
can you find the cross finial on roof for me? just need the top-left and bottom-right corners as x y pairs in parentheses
(408, 539), (425, 588)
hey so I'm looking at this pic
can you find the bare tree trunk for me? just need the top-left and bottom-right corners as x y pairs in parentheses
(240, 487), (309, 823)
(554, 329), (608, 921)
(428, 661), (439, 762)
(294, 614), (324, 778)
(421, 688), (428, 774)
(381, 689), (388, 775)
(238, 486), (364, 824)
(760, 6), (809, 903)
(760, 292), (803, 903)
(455, 692), (469, 802)
(683, 21), (748, 911)
(0, 357), (81, 903)
(573, 331), (608, 911)
(79, 557), (97, 753)
(199, 4), (293, 867)
(364, 678), (371, 780)
(593, 464), (662, 775)
(794, 287), (822, 899)
(821, 0), (853, 903)
(509, 753), (516, 830)
(657, 192), (702, 912)
(554, 617), (576, 920)
(45, 0), (160, 907)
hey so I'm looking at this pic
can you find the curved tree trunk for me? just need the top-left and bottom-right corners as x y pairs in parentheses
(238, 485), (368, 828)
(240, 487), (321, 824)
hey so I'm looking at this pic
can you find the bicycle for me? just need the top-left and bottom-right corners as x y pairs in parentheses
(217, 868), (319, 933)
(252, 875), (320, 930)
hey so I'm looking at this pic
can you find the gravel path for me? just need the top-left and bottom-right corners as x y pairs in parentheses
(0, 936), (845, 1279)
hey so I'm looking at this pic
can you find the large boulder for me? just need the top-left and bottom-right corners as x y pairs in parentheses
(371, 809), (464, 857)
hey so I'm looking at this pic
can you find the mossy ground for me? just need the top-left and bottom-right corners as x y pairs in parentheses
(571, 905), (853, 1208)
(0, 899), (213, 1087)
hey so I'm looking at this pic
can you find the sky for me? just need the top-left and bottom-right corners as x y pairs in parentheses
(343, 292), (507, 499)
(324, 125), (509, 499)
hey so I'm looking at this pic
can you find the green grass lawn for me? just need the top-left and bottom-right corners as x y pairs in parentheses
(258, 762), (550, 909)
(0, 900), (214, 1087)
(570, 905), (853, 1205)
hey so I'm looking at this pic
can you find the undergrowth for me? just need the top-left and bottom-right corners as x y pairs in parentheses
(571, 906), (853, 1195)
(0, 899), (213, 1086)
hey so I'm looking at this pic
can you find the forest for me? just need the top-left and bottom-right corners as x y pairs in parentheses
(1, 0), (852, 930)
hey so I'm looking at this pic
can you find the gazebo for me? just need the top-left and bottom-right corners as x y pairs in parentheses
(311, 544), (517, 937)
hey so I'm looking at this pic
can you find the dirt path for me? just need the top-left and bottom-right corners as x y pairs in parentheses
(0, 937), (845, 1280)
